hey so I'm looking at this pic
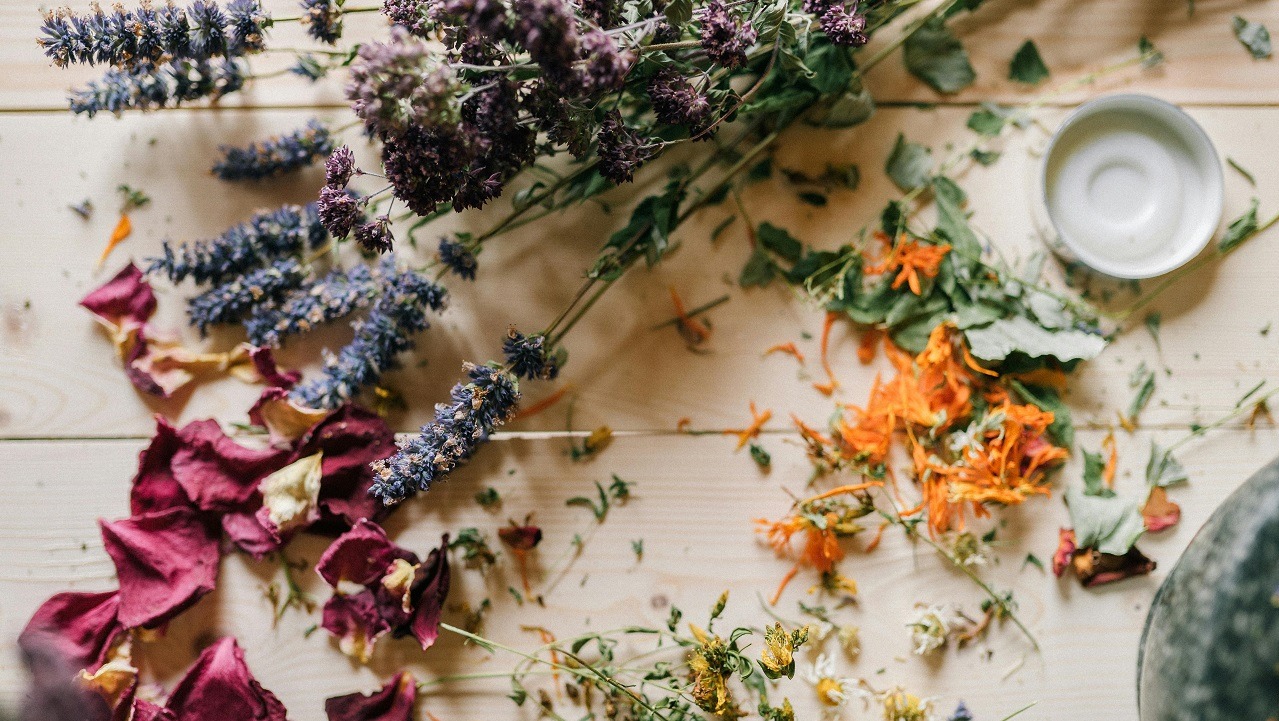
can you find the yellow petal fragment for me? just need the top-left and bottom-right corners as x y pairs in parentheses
(259, 452), (324, 533)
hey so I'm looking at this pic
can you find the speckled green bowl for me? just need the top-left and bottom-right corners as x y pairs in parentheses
(1137, 455), (1279, 720)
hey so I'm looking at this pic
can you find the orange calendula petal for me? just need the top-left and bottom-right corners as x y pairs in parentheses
(1102, 431), (1117, 489)
(797, 481), (884, 506)
(856, 328), (881, 364)
(813, 311), (840, 394)
(99, 214), (133, 268)
(727, 401), (772, 451)
(676, 417), (692, 432)
(764, 341), (805, 364)
(512, 383), (573, 422)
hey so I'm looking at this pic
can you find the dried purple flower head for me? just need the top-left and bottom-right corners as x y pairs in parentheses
(346, 26), (462, 137)
(69, 58), (246, 117)
(149, 202), (326, 284)
(581, 0), (618, 28)
(437, 237), (477, 280)
(597, 109), (653, 184)
(245, 264), (377, 347)
(212, 119), (335, 181)
(579, 30), (633, 93)
(697, 0), (757, 68)
(188, 1), (231, 59)
(503, 328), (559, 380)
(817, 1), (868, 47)
(290, 258), (448, 409)
(355, 216), (395, 254)
(381, 123), (476, 216)
(186, 256), (307, 335)
(383, 0), (435, 37)
(317, 185), (365, 238)
(226, 0), (269, 54)
(436, 0), (511, 43)
(646, 69), (713, 135)
(369, 361), (520, 504)
(325, 145), (357, 187)
(512, 0), (579, 88)
(300, 0), (343, 44)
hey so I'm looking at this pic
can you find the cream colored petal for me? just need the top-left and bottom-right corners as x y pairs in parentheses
(259, 452), (324, 534)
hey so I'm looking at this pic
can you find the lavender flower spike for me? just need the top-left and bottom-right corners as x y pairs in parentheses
(503, 328), (559, 380)
(148, 203), (327, 285)
(213, 120), (335, 181)
(244, 264), (377, 347)
(370, 362), (520, 504)
(437, 237), (477, 280)
(187, 257), (307, 335)
(69, 58), (246, 118)
(290, 258), (447, 409)
(300, 0), (344, 44)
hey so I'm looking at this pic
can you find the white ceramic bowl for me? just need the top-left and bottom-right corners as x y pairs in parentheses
(1036, 94), (1224, 279)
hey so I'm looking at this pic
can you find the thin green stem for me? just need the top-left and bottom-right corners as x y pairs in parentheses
(857, 0), (966, 73)
(650, 294), (731, 330)
(1166, 384), (1279, 453)
(273, 5), (382, 23)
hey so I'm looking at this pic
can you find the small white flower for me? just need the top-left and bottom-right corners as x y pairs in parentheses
(803, 653), (856, 715)
(947, 531), (991, 568)
(837, 624), (861, 657)
(906, 604), (954, 656)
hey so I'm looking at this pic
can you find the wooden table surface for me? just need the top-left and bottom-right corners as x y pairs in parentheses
(3, 1), (1279, 719)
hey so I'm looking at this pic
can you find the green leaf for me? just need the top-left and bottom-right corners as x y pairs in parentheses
(1023, 553), (1045, 571)
(885, 134), (933, 191)
(931, 176), (982, 260)
(964, 315), (1107, 363)
(664, 0), (693, 27)
(1233, 16), (1273, 59)
(749, 443), (771, 469)
(966, 103), (1013, 136)
(903, 18), (976, 94)
(1081, 449), (1113, 497)
(817, 87), (875, 128)
(1144, 312), (1162, 349)
(1008, 39), (1050, 84)
(1145, 442), (1189, 487)
(1127, 364), (1156, 420)
(970, 148), (1000, 166)
(797, 191), (828, 206)
(1065, 486), (1145, 556)
(757, 223), (803, 262)
(1220, 197), (1260, 253)
(1138, 36), (1165, 68)
(740, 248), (778, 288)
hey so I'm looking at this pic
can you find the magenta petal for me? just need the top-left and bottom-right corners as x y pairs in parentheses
(80, 263), (156, 329)
(172, 420), (290, 512)
(296, 405), (396, 480)
(165, 638), (288, 721)
(131, 416), (192, 516)
(100, 508), (220, 629)
(315, 472), (387, 535)
(407, 534), (450, 651)
(18, 591), (123, 673)
(124, 328), (170, 398)
(224, 508), (284, 559)
(315, 520), (403, 587)
(322, 591), (390, 663)
(132, 699), (177, 721)
(324, 672), (417, 721)
(249, 347), (301, 389)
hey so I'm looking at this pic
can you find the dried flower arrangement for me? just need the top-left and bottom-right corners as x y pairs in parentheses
(22, 1), (1279, 720)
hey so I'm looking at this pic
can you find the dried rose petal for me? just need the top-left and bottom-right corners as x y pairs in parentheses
(78, 637), (138, 712)
(19, 637), (113, 721)
(222, 508), (283, 559)
(314, 470), (387, 534)
(135, 343), (255, 398)
(1141, 486), (1181, 533)
(315, 520), (406, 587)
(406, 535), (450, 651)
(1051, 527), (1076, 578)
(18, 591), (124, 673)
(1071, 546), (1157, 587)
(296, 405), (396, 480)
(322, 591), (390, 664)
(249, 388), (332, 446)
(257, 453), (324, 537)
(165, 637), (287, 721)
(132, 699), (177, 721)
(80, 263), (156, 336)
(171, 420), (290, 512)
(498, 523), (543, 551)
(248, 347), (301, 389)
(100, 508), (220, 629)
(130, 416), (191, 516)
(324, 672), (417, 721)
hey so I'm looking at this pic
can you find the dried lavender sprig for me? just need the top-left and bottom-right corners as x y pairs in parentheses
(244, 264), (377, 347)
(290, 259), (448, 409)
(212, 120), (336, 181)
(68, 58), (245, 118)
(187, 257), (307, 335)
(369, 362), (520, 504)
(437, 237), (477, 280)
(148, 203), (327, 285)
(38, 1), (269, 69)
(503, 328), (559, 380)
(300, 0), (344, 44)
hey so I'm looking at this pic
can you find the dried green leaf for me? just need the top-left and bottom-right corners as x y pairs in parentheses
(885, 134), (933, 191)
(1146, 442), (1189, 487)
(964, 315), (1107, 363)
(903, 18), (976, 94)
(1009, 39), (1050, 84)
(1128, 364), (1156, 420)
(1220, 198), (1260, 253)
(1065, 486), (1145, 556)
(1233, 15), (1272, 59)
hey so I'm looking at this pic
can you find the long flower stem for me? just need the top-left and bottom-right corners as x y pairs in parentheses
(272, 5), (382, 23)
(857, 0), (967, 73)
(1165, 384), (1279, 453)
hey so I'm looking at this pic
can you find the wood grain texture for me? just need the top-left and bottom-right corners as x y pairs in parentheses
(2, 425), (1276, 719)
(1, 104), (1277, 438)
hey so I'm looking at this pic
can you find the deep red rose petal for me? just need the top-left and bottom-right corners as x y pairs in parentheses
(18, 591), (123, 673)
(80, 263), (156, 329)
(249, 347), (301, 389)
(124, 328), (169, 398)
(324, 672), (417, 721)
(172, 419), (290, 512)
(131, 416), (192, 516)
(165, 637), (288, 721)
(315, 520), (403, 587)
(315, 471), (387, 534)
(498, 524), (543, 552)
(100, 508), (220, 629)
(132, 699), (177, 721)
(296, 405), (396, 480)
(224, 507), (284, 559)
(1073, 546), (1157, 587)
(407, 534), (450, 651)
(322, 591), (390, 663)
(1051, 527), (1076, 578)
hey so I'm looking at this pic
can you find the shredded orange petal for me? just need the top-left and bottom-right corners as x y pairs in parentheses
(769, 565), (799, 606)
(676, 417), (692, 432)
(726, 401), (772, 450)
(856, 328), (881, 364)
(813, 311), (840, 394)
(863, 520), (890, 552)
(99, 214), (132, 267)
(1102, 431), (1117, 488)
(669, 286), (711, 344)
(764, 341), (806, 364)
(798, 481), (884, 506)
(511, 383), (573, 421)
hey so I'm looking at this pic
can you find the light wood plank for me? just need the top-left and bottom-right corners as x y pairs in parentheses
(2, 427), (1275, 718)
(1, 105), (1277, 438)
(5, 0), (1279, 111)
